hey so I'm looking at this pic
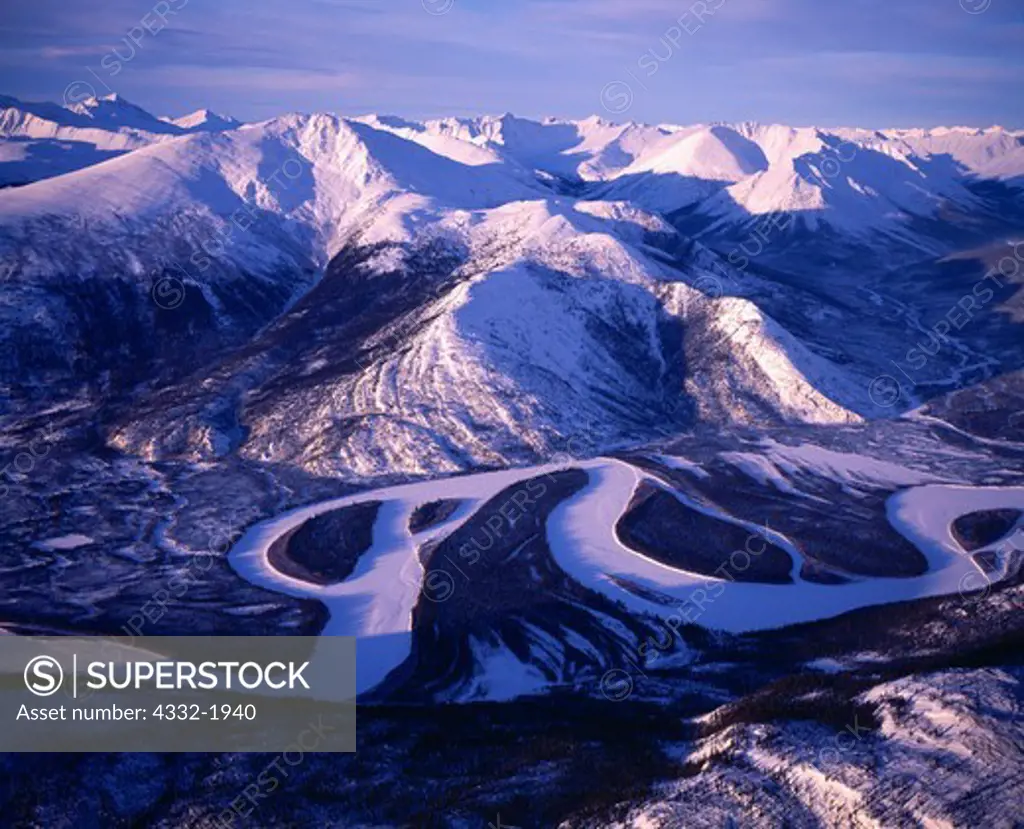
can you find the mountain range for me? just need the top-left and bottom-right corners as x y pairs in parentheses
(2, 92), (1024, 827)
(2, 92), (1022, 482)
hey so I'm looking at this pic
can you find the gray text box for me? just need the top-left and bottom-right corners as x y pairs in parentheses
(0, 636), (356, 752)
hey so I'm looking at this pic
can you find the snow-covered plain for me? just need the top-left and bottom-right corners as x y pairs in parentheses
(228, 455), (1024, 700)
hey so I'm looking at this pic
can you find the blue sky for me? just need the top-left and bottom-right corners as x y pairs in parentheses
(0, 0), (1021, 127)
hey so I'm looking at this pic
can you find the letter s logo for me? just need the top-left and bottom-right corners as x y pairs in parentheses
(25, 656), (64, 697)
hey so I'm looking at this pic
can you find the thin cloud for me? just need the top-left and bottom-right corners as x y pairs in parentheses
(40, 45), (116, 59)
(0, 0), (1020, 127)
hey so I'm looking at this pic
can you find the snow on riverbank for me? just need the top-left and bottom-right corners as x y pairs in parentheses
(546, 461), (1024, 633)
(229, 462), (571, 696)
(228, 457), (1024, 698)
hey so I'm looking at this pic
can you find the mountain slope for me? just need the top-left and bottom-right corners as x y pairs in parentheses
(0, 94), (240, 186)
(2, 97), (1023, 476)
(100, 192), (877, 478)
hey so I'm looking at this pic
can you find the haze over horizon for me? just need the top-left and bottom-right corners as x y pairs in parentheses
(0, 0), (1021, 129)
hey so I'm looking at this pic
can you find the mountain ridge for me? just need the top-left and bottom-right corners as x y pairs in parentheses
(1, 93), (1022, 479)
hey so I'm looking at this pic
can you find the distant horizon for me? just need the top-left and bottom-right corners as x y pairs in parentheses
(0, 0), (1021, 131)
(6, 89), (1022, 134)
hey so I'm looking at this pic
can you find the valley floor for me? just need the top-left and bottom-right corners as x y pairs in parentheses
(2, 413), (1023, 827)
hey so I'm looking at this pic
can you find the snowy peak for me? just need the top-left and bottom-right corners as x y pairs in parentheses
(625, 125), (768, 180)
(0, 93), (88, 130)
(67, 93), (184, 135)
(375, 113), (1024, 238)
(0, 93), (240, 138)
(164, 108), (243, 132)
(0, 93), (187, 186)
(0, 108), (547, 269)
(0, 92), (183, 141)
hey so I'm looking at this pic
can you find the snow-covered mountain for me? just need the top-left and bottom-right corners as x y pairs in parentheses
(2, 94), (1023, 829)
(363, 113), (1024, 245)
(0, 94), (242, 186)
(161, 108), (241, 132)
(1, 95), (1022, 479)
(65, 92), (185, 135)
